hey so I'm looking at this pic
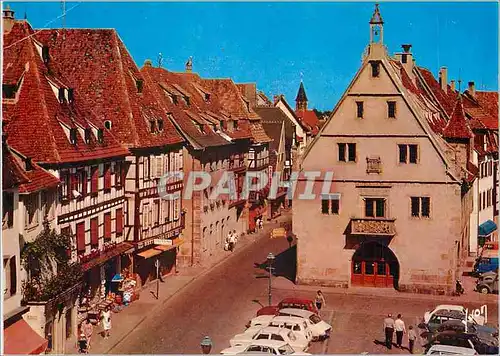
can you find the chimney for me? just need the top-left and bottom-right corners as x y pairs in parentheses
(468, 81), (476, 97)
(398, 44), (414, 81)
(439, 67), (448, 93)
(3, 5), (15, 33)
(450, 80), (456, 92)
(144, 59), (152, 67)
(273, 95), (280, 105)
(402, 44), (412, 53)
(185, 56), (193, 73)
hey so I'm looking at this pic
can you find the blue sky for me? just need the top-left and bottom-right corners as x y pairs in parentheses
(8, 1), (499, 110)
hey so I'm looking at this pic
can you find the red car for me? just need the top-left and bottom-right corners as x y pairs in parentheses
(256, 298), (319, 316)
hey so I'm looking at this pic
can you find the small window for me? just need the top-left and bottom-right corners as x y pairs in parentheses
(2, 84), (16, 99)
(409, 145), (418, 163)
(387, 101), (396, 118)
(398, 144), (418, 164)
(157, 119), (164, 132)
(411, 197), (430, 218)
(331, 199), (339, 214)
(338, 143), (346, 162)
(104, 120), (112, 130)
(356, 101), (364, 118)
(402, 54), (408, 64)
(321, 199), (329, 214)
(365, 198), (385, 218)
(58, 88), (66, 103)
(97, 129), (104, 143)
(398, 144), (407, 163)
(338, 143), (356, 162)
(234, 120), (239, 129)
(69, 128), (78, 145)
(348, 143), (356, 162)
(371, 61), (380, 77)
(68, 88), (74, 103)
(84, 128), (92, 144)
(136, 79), (144, 93)
(150, 120), (156, 133)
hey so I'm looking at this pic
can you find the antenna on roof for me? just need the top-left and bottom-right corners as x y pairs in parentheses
(157, 52), (163, 68)
(458, 68), (462, 92)
(300, 72), (304, 83)
(61, 0), (66, 39)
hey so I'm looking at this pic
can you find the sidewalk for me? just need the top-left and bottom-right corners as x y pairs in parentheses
(273, 275), (498, 305)
(74, 212), (291, 355)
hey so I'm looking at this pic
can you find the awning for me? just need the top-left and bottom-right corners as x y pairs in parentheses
(155, 239), (185, 252)
(82, 242), (134, 272)
(479, 220), (497, 237)
(4, 318), (48, 354)
(137, 247), (163, 259)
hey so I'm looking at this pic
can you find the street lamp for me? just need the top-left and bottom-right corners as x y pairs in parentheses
(267, 252), (275, 306)
(200, 336), (213, 354)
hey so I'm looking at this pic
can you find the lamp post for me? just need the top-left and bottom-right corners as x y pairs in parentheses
(267, 252), (275, 306)
(200, 336), (213, 354)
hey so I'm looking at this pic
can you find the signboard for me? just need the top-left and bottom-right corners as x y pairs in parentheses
(154, 239), (173, 246)
(137, 227), (182, 249)
(271, 228), (287, 239)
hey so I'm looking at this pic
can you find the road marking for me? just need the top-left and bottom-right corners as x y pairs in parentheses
(321, 310), (335, 354)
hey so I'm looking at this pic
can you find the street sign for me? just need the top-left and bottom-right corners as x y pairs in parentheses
(270, 228), (286, 239)
(154, 239), (173, 246)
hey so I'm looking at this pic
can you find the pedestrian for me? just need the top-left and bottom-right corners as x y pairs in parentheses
(314, 290), (326, 313)
(101, 306), (112, 339)
(78, 332), (89, 354)
(258, 218), (263, 230)
(383, 313), (395, 349)
(255, 218), (261, 232)
(227, 231), (235, 252)
(408, 325), (417, 354)
(232, 230), (238, 243)
(81, 318), (93, 348)
(395, 314), (406, 348)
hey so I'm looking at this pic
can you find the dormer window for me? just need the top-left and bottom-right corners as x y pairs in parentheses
(2, 84), (16, 99)
(184, 96), (190, 106)
(136, 79), (144, 93)
(205, 93), (210, 102)
(25, 158), (34, 171)
(58, 88), (66, 103)
(42, 46), (50, 65)
(97, 129), (104, 143)
(84, 128), (92, 144)
(370, 61), (380, 78)
(220, 121), (224, 130)
(234, 120), (239, 130)
(68, 88), (74, 103)
(104, 120), (112, 130)
(157, 119), (164, 132)
(150, 120), (156, 133)
(69, 128), (78, 145)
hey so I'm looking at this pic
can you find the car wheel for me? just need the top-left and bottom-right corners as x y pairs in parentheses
(480, 286), (490, 294)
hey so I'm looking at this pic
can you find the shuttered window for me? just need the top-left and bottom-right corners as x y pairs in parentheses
(91, 166), (99, 193)
(90, 218), (99, 247)
(116, 209), (123, 236)
(104, 213), (111, 240)
(104, 164), (111, 190)
(76, 222), (86, 252)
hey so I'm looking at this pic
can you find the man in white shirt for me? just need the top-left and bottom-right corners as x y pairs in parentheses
(394, 314), (406, 348)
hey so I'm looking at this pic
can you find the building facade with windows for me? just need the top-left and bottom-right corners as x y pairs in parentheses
(293, 4), (473, 295)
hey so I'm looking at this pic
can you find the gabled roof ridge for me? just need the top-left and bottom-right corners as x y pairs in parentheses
(442, 96), (474, 139)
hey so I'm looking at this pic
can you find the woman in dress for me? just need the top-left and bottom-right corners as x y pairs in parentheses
(101, 307), (112, 339)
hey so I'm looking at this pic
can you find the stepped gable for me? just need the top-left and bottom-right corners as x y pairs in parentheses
(3, 22), (129, 164)
(34, 28), (184, 150)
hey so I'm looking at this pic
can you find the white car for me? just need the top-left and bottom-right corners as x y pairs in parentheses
(426, 344), (477, 355)
(229, 326), (310, 352)
(247, 315), (314, 342)
(220, 339), (311, 355)
(424, 305), (485, 325)
(277, 308), (332, 340)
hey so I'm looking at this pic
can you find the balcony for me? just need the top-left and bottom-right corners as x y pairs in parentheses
(350, 217), (396, 236)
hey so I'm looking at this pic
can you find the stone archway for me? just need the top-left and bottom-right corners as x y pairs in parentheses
(351, 241), (399, 289)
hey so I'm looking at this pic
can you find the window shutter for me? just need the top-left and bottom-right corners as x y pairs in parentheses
(9, 257), (16, 295)
(80, 170), (87, 196)
(70, 173), (78, 198)
(104, 164), (111, 189)
(91, 166), (99, 193)
(90, 218), (98, 247)
(76, 222), (86, 252)
(104, 213), (111, 240)
(156, 156), (163, 177)
(116, 209), (123, 236)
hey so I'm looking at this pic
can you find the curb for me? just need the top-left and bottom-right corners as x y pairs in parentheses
(104, 215), (291, 354)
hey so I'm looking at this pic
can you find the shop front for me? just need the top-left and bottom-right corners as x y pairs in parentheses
(135, 237), (184, 286)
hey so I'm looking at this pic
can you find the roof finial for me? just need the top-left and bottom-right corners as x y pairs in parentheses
(300, 71), (303, 83)
(370, 3), (384, 25)
(185, 56), (193, 73)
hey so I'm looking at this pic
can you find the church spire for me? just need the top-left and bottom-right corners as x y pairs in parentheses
(295, 81), (308, 111)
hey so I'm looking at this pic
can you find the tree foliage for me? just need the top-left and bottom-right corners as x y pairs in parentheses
(21, 219), (83, 302)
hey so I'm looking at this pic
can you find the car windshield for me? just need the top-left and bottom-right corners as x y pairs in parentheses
(310, 315), (321, 324)
(278, 344), (294, 355)
(287, 331), (297, 341)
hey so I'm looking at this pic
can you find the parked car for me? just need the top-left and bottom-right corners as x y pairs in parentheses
(426, 344), (477, 355)
(277, 308), (331, 340)
(420, 317), (498, 345)
(424, 330), (499, 355)
(423, 305), (485, 325)
(247, 316), (314, 342)
(229, 326), (309, 352)
(476, 271), (498, 294)
(220, 339), (311, 355)
(256, 298), (318, 316)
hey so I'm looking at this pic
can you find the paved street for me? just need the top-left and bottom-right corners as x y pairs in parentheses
(108, 227), (498, 354)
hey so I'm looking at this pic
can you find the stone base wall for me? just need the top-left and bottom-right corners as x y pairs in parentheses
(398, 283), (454, 296)
(296, 277), (349, 289)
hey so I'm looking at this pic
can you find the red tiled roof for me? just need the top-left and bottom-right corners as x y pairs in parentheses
(462, 91), (497, 131)
(33, 27), (184, 150)
(417, 67), (456, 117)
(295, 109), (320, 135)
(18, 162), (60, 194)
(474, 91), (498, 130)
(3, 22), (130, 164)
(442, 97), (474, 140)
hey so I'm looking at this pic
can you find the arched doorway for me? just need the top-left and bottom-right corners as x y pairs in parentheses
(351, 241), (399, 289)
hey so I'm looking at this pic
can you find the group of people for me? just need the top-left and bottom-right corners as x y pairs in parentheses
(225, 230), (238, 252)
(383, 313), (417, 353)
(78, 306), (113, 353)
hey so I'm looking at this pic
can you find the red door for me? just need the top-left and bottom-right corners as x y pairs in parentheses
(352, 260), (394, 287)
